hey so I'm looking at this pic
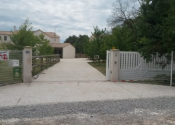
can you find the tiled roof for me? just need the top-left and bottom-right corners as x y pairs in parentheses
(49, 43), (71, 48)
(0, 29), (60, 38)
(44, 32), (59, 38)
(0, 31), (13, 35)
(34, 29), (60, 38)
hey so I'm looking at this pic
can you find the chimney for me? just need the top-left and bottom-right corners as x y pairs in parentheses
(14, 26), (16, 32)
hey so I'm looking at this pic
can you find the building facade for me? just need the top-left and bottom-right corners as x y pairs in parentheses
(50, 43), (75, 58)
(0, 31), (12, 43)
(33, 29), (60, 43)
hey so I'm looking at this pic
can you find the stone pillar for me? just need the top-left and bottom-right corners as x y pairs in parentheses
(110, 49), (120, 82)
(23, 46), (32, 83)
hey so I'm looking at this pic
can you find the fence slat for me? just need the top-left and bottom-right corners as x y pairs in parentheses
(32, 55), (60, 76)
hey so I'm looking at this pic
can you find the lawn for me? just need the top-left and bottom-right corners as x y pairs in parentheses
(0, 60), (22, 86)
(88, 62), (106, 76)
(88, 61), (174, 86)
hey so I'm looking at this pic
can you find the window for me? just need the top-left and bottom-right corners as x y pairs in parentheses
(4, 36), (7, 41)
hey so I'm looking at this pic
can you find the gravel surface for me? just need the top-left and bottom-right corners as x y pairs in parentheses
(1, 97), (175, 124)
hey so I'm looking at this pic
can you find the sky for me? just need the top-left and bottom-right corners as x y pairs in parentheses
(0, 0), (115, 43)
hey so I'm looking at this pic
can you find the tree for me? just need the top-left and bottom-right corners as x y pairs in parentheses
(64, 35), (78, 45)
(107, 0), (140, 28)
(36, 34), (54, 55)
(107, 0), (141, 52)
(64, 35), (89, 54)
(2, 19), (54, 55)
(3, 19), (38, 52)
(86, 26), (106, 65)
(136, 0), (173, 60)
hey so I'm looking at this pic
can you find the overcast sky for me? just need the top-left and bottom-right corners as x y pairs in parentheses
(0, 0), (116, 43)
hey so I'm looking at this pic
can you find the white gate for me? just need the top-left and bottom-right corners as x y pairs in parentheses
(119, 52), (172, 81)
(106, 50), (173, 82)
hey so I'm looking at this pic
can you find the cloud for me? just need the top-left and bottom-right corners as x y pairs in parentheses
(0, 0), (137, 43)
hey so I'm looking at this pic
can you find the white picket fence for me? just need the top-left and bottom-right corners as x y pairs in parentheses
(119, 51), (172, 81)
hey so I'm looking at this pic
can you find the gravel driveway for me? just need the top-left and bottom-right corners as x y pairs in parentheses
(1, 97), (175, 125)
(1, 58), (175, 124)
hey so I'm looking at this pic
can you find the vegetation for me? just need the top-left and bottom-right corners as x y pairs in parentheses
(2, 19), (54, 55)
(36, 34), (54, 55)
(63, 0), (175, 67)
(136, 0), (175, 61)
(88, 62), (106, 76)
(85, 26), (107, 64)
(64, 35), (89, 54)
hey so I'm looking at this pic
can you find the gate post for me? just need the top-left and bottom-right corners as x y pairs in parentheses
(106, 50), (111, 81)
(110, 49), (120, 82)
(23, 46), (32, 83)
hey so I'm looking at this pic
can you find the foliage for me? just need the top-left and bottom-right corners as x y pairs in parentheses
(153, 72), (175, 86)
(106, 0), (175, 65)
(35, 34), (54, 55)
(64, 35), (89, 54)
(136, 0), (173, 60)
(85, 26), (106, 64)
(88, 62), (106, 76)
(107, 0), (140, 27)
(2, 19), (54, 55)
(3, 19), (38, 53)
(64, 35), (78, 45)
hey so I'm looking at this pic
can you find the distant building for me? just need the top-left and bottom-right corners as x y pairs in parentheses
(0, 26), (18, 43)
(50, 43), (75, 58)
(0, 31), (13, 43)
(0, 26), (75, 58)
(33, 29), (60, 43)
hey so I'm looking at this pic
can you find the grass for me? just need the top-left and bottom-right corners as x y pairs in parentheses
(88, 62), (106, 76)
(0, 61), (22, 86)
(129, 80), (171, 86)
(88, 61), (174, 86)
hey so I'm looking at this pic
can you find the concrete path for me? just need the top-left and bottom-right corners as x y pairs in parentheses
(0, 81), (175, 107)
(0, 58), (175, 108)
(1, 58), (175, 124)
(33, 58), (106, 82)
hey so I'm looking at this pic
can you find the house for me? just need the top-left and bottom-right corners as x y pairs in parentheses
(0, 26), (18, 43)
(33, 29), (75, 58)
(0, 31), (13, 43)
(0, 26), (75, 58)
(50, 43), (75, 58)
(33, 29), (60, 43)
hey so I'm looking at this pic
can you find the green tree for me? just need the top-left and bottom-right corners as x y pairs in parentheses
(64, 35), (78, 45)
(64, 35), (89, 54)
(3, 19), (54, 55)
(107, 0), (141, 52)
(3, 19), (38, 53)
(136, 0), (173, 60)
(36, 34), (54, 55)
(75, 35), (89, 54)
(86, 26), (106, 65)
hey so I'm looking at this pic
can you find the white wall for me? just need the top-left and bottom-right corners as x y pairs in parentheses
(33, 30), (60, 43)
(0, 35), (11, 43)
(63, 45), (75, 58)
